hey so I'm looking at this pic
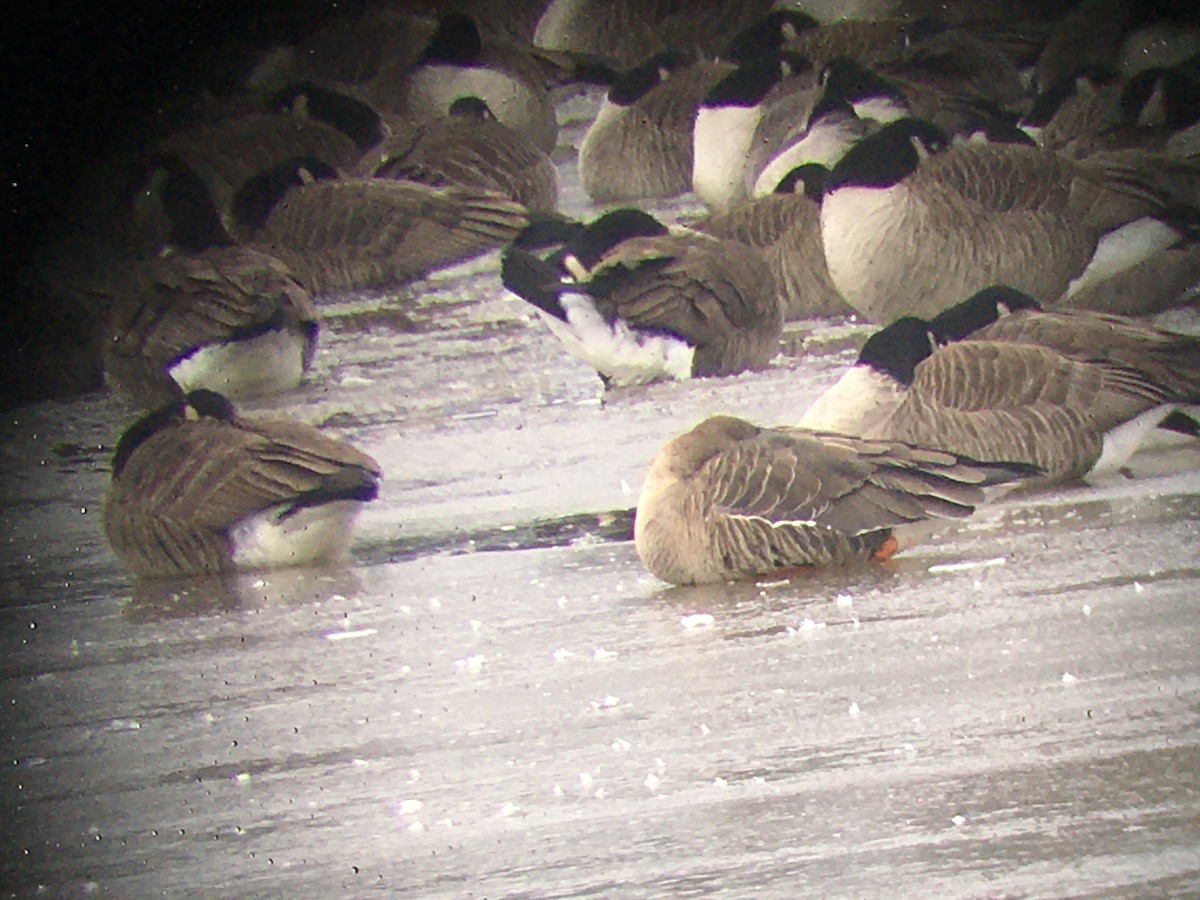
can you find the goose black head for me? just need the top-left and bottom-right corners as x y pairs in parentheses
(723, 10), (819, 64)
(608, 51), (691, 106)
(232, 156), (339, 236)
(702, 50), (812, 109)
(1022, 66), (1117, 129)
(774, 163), (830, 201)
(1119, 67), (1200, 130)
(111, 390), (238, 478)
(929, 287), (1041, 343)
(823, 118), (947, 193)
(153, 155), (233, 252)
(566, 209), (669, 271)
(271, 82), (384, 152)
(817, 58), (905, 115)
(856, 317), (938, 386)
(447, 95), (496, 121)
(419, 13), (483, 65)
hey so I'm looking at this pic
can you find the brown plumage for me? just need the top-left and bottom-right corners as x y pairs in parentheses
(634, 415), (1014, 585)
(145, 112), (361, 251)
(235, 168), (530, 297)
(103, 247), (318, 409)
(104, 391), (381, 577)
(356, 98), (558, 211)
(800, 315), (1176, 483)
(579, 55), (732, 202)
(501, 209), (782, 385)
(820, 118), (1199, 323)
(693, 186), (853, 320)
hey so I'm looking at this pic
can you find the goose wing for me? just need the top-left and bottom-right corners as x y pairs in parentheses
(974, 309), (1200, 401)
(880, 340), (1171, 478)
(586, 233), (777, 338)
(248, 178), (529, 293)
(104, 249), (315, 405)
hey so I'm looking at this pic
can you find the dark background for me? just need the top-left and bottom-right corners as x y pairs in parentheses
(0, 0), (356, 285)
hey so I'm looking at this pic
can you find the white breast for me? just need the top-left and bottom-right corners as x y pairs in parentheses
(169, 327), (308, 400)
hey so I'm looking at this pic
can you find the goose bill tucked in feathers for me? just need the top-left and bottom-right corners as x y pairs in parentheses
(800, 312), (1184, 484)
(104, 390), (381, 577)
(634, 415), (1033, 586)
(501, 209), (782, 386)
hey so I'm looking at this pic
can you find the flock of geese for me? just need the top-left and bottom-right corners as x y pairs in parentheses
(77, 0), (1200, 585)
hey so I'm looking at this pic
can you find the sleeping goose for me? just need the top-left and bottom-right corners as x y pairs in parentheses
(693, 164), (853, 319)
(533, 0), (776, 68)
(692, 49), (819, 210)
(798, 313), (1180, 483)
(579, 51), (732, 202)
(354, 96), (558, 211)
(104, 390), (381, 577)
(141, 111), (361, 252)
(405, 12), (558, 152)
(818, 117), (1200, 323)
(634, 414), (1031, 585)
(500, 208), (781, 386)
(103, 246), (318, 409)
(929, 285), (1200, 405)
(233, 158), (530, 298)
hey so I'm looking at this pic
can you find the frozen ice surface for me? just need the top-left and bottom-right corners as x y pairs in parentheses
(1, 83), (1199, 899)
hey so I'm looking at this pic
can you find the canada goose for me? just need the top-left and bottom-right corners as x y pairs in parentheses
(798, 313), (1179, 483)
(578, 52), (731, 202)
(500, 208), (782, 386)
(929, 285), (1200, 404)
(1023, 65), (1200, 158)
(692, 49), (819, 210)
(405, 12), (558, 152)
(142, 111), (361, 252)
(634, 414), (1029, 585)
(103, 247), (318, 409)
(354, 96), (557, 211)
(818, 117), (1200, 323)
(233, 159), (529, 298)
(533, 0), (776, 68)
(693, 164), (854, 319)
(749, 96), (870, 197)
(104, 390), (382, 577)
(269, 82), (387, 154)
(811, 55), (1029, 143)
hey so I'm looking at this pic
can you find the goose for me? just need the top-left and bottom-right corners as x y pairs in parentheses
(404, 12), (558, 152)
(232, 158), (529, 298)
(749, 97), (870, 198)
(798, 312), (1181, 483)
(928, 285), (1200, 404)
(578, 51), (732, 202)
(533, 0), (776, 68)
(818, 117), (1200, 323)
(103, 390), (382, 577)
(634, 414), (1030, 585)
(692, 49), (819, 210)
(354, 96), (558, 212)
(141, 111), (361, 252)
(500, 208), (782, 387)
(103, 246), (318, 409)
(693, 164), (854, 319)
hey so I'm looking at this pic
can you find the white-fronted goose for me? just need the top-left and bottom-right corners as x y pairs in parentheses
(104, 390), (381, 577)
(634, 414), (1028, 585)
(501, 208), (781, 386)
(103, 246), (318, 409)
